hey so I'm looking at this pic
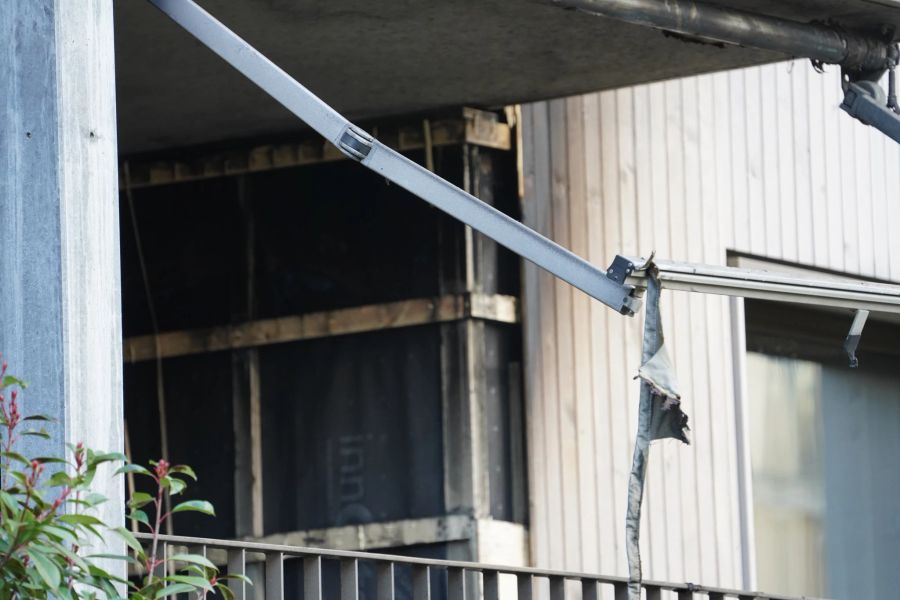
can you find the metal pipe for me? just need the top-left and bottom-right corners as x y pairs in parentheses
(552, 0), (893, 72)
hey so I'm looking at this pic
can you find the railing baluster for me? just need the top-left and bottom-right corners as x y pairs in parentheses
(187, 543), (210, 600)
(612, 582), (627, 600)
(448, 567), (466, 600)
(161, 542), (170, 600)
(413, 565), (431, 600)
(643, 584), (663, 600)
(549, 576), (565, 600)
(265, 552), (284, 600)
(517, 574), (533, 600)
(151, 541), (166, 581)
(677, 589), (693, 600)
(377, 562), (396, 600)
(341, 559), (359, 600)
(227, 549), (247, 600)
(708, 592), (725, 600)
(581, 579), (599, 600)
(304, 556), (323, 600)
(188, 544), (207, 559)
(484, 571), (500, 600)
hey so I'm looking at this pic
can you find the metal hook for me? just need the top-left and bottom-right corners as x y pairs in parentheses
(842, 309), (870, 368)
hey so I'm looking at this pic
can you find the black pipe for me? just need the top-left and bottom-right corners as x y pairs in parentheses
(552, 0), (893, 72)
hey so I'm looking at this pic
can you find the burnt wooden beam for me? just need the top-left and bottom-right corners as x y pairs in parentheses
(231, 177), (264, 540)
(256, 515), (475, 552)
(121, 108), (512, 190)
(123, 293), (518, 363)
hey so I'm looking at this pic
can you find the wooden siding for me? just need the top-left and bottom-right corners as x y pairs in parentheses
(520, 62), (900, 590)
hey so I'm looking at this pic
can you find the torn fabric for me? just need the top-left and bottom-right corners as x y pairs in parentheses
(626, 263), (689, 600)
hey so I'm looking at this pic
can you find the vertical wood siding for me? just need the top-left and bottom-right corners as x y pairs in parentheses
(521, 63), (900, 589)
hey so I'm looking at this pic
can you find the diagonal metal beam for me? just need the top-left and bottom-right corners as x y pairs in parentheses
(145, 0), (642, 316)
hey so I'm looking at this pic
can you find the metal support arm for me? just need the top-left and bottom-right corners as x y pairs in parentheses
(841, 80), (900, 144)
(146, 0), (641, 316)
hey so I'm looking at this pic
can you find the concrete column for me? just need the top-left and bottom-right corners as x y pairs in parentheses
(0, 0), (124, 563)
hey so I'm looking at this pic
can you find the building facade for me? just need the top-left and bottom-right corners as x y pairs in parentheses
(3, 2), (899, 596)
(521, 62), (900, 599)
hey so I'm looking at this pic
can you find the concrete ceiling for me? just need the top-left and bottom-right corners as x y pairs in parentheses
(114, 0), (900, 154)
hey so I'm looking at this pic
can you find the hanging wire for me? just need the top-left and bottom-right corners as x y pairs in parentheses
(423, 119), (435, 172)
(887, 42), (900, 114)
(888, 63), (899, 114)
(123, 162), (174, 535)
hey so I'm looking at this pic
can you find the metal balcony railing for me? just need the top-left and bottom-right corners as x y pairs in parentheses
(136, 533), (824, 600)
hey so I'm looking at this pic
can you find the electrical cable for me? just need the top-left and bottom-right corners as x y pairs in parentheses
(123, 162), (174, 535)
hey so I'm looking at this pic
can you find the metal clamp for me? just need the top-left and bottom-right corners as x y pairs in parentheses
(840, 47), (900, 143)
(338, 126), (374, 162)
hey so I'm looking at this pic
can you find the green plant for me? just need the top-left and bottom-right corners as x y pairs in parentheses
(0, 357), (249, 598)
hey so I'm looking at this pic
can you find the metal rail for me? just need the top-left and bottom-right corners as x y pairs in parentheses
(137, 532), (828, 600)
(145, 0), (641, 316)
(550, 0), (894, 72)
(626, 258), (900, 314)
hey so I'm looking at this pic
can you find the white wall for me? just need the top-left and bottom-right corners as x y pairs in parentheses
(520, 62), (900, 590)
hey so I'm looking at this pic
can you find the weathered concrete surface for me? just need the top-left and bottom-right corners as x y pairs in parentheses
(0, 0), (124, 562)
(113, 0), (900, 153)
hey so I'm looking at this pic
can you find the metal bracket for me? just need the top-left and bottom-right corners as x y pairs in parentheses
(606, 255), (636, 285)
(840, 46), (900, 143)
(338, 126), (374, 162)
(842, 309), (870, 368)
(840, 81), (900, 142)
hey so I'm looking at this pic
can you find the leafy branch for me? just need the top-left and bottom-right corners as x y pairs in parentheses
(0, 355), (250, 599)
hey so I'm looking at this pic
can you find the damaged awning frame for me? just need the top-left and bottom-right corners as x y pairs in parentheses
(145, 0), (900, 321)
(621, 256), (900, 598)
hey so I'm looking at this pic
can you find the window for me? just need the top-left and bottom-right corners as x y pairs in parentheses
(744, 298), (900, 599)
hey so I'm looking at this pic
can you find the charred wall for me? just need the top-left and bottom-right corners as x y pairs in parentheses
(120, 110), (526, 559)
